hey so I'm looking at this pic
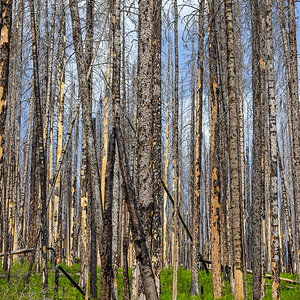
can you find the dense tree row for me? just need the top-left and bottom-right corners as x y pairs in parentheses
(0, 0), (299, 299)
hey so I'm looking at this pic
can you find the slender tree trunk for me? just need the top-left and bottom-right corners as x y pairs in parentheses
(191, 1), (204, 294)
(53, 3), (66, 263)
(69, 0), (104, 292)
(85, 1), (97, 297)
(112, 146), (120, 299)
(0, 0), (12, 268)
(70, 115), (79, 264)
(278, 143), (293, 274)
(80, 134), (89, 296)
(259, 1), (267, 293)
(43, 0), (56, 148)
(101, 129), (116, 299)
(287, 0), (300, 278)
(234, 0), (249, 296)
(225, 0), (244, 298)
(101, 0), (121, 297)
(152, 0), (162, 294)
(172, 0), (179, 298)
(190, 34), (196, 294)
(251, 0), (263, 298)
(207, 0), (222, 298)
(265, 0), (280, 297)
(101, 12), (113, 208)
(163, 26), (171, 268)
(18, 98), (33, 257)
(122, 193), (130, 300)
(29, 0), (48, 289)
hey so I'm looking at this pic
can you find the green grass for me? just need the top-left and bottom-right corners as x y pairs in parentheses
(0, 262), (299, 299)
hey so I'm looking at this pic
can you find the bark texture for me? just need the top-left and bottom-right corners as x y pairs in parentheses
(208, 0), (222, 297)
(251, 0), (263, 298)
(225, 0), (244, 298)
(152, 0), (162, 294)
(172, 0), (179, 298)
(191, 1), (204, 295)
(265, 0), (280, 297)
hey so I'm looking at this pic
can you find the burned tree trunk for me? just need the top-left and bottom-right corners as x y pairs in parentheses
(208, 0), (222, 297)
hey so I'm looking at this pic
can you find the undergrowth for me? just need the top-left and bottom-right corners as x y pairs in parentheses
(0, 261), (299, 299)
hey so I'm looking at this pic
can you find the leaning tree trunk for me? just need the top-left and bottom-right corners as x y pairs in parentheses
(85, 0), (98, 297)
(69, 0), (103, 287)
(116, 126), (158, 300)
(53, 5), (66, 263)
(101, 0), (121, 297)
(29, 0), (48, 289)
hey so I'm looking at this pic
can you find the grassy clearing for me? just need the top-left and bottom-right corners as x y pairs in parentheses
(0, 262), (299, 299)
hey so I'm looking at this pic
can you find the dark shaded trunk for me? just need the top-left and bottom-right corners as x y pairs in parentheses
(100, 129), (116, 299)
(151, 0), (162, 294)
(251, 0), (263, 297)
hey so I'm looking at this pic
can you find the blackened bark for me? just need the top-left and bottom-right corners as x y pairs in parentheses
(225, 0), (244, 298)
(191, 1), (204, 295)
(0, 0), (12, 220)
(0, 0), (12, 271)
(152, 0), (162, 294)
(251, 0), (263, 298)
(208, 0), (222, 297)
(172, 0), (179, 298)
(122, 199), (130, 300)
(137, 0), (154, 258)
(101, 129), (116, 300)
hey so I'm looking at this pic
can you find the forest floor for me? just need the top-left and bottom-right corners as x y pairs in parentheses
(0, 261), (299, 299)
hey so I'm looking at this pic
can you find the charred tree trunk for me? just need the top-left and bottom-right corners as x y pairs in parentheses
(191, 0), (204, 295)
(172, 0), (179, 298)
(251, 0), (264, 298)
(152, 0), (162, 294)
(208, 0), (222, 297)
(0, 0), (12, 269)
(225, 0), (244, 298)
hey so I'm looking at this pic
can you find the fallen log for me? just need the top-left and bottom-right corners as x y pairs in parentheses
(204, 264), (299, 285)
(246, 269), (298, 285)
(0, 247), (55, 257)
